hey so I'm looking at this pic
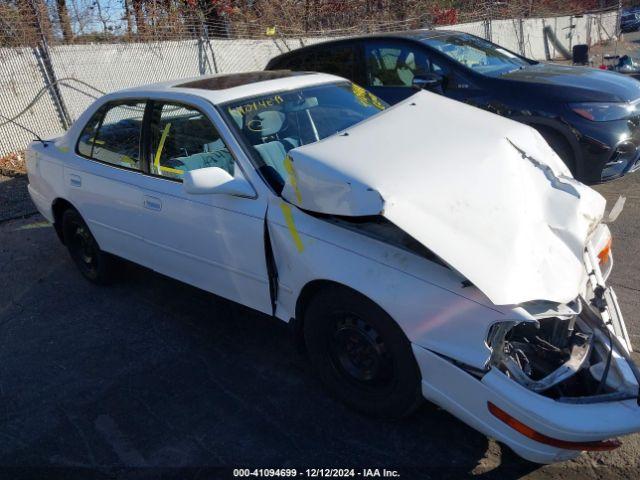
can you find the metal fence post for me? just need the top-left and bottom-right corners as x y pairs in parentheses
(483, 0), (493, 41)
(616, 0), (623, 37)
(518, 18), (525, 55)
(197, 17), (219, 75)
(484, 18), (492, 41)
(29, 0), (71, 130)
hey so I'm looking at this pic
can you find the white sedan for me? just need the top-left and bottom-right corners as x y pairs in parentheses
(26, 70), (640, 463)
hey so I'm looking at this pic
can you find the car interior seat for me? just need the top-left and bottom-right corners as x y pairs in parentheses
(397, 51), (416, 86)
(250, 110), (301, 177)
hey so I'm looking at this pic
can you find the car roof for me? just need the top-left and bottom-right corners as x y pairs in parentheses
(114, 70), (344, 105)
(302, 29), (462, 42)
(267, 29), (465, 63)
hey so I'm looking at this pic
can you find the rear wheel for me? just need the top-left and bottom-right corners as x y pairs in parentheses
(62, 209), (116, 284)
(303, 286), (423, 418)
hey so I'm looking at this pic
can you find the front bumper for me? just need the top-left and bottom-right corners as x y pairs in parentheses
(571, 114), (640, 184)
(413, 344), (640, 463)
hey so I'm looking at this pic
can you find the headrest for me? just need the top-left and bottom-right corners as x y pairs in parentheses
(249, 110), (285, 137)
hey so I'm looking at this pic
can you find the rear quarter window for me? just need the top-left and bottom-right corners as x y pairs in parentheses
(272, 50), (316, 71)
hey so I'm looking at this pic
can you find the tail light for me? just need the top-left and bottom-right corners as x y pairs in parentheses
(488, 402), (621, 451)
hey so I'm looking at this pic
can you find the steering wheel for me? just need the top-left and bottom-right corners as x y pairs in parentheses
(247, 118), (264, 133)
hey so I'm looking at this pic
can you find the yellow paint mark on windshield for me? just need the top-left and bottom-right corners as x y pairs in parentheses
(228, 95), (284, 117)
(351, 83), (385, 110)
(280, 202), (304, 253)
(284, 155), (302, 203)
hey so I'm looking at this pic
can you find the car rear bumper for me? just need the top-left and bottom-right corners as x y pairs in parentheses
(27, 183), (54, 222)
(413, 344), (640, 464)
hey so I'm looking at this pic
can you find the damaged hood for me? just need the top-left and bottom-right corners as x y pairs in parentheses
(282, 90), (606, 306)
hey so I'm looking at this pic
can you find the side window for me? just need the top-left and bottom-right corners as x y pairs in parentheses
(150, 102), (236, 181)
(77, 112), (101, 158)
(313, 44), (356, 80)
(278, 51), (315, 71)
(77, 101), (145, 169)
(365, 42), (430, 87)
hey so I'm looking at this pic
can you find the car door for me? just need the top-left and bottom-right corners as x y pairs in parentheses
(134, 98), (273, 315)
(363, 39), (433, 104)
(424, 51), (486, 104)
(64, 99), (150, 265)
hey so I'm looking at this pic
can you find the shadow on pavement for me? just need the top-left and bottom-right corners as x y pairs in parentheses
(0, 217), (543, 477)
(0, 173), (36, 222)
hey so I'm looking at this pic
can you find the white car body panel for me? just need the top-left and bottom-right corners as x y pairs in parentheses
(281, 90), (607, 306)
(24, 73), (640, 464)
(414, 345), (640, 463)
(266, 196), (526, 369)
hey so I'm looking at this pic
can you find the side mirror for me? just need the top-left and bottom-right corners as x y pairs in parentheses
(183, 167), (254, 197)
(412, 73), (443, 91)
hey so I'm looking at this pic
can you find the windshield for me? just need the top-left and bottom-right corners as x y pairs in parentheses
(423, 33), (529, 77)
(221, 82), (387, 188)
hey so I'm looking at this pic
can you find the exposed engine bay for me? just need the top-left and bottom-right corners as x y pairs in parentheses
(488, 295), (639, 403)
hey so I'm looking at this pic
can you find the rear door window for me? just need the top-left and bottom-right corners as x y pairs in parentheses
(77, 100), (146, 170)
(313, 44), (356, 81)
(276, 50), (316, 71)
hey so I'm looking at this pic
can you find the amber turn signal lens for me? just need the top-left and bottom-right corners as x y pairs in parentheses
(488, 402), (621, 451)
(598, 238), (612, 264)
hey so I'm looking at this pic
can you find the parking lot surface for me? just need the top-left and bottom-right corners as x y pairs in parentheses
(0, 170), (639, 479)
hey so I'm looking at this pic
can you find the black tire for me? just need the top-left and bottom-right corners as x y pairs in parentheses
(303, 286), (423, 418)
(62, 209), (116, 284)
(534, 126), (576, 175)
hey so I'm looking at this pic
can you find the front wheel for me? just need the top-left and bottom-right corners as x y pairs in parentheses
(62, 209), (116, 284)
(303, 286), (423, 418)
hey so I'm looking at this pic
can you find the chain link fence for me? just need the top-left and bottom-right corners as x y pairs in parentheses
(0, 1), (625, 161)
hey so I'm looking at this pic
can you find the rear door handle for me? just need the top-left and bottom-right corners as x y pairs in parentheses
(69, 174), (81, 187)
(143, 195), (162, 211)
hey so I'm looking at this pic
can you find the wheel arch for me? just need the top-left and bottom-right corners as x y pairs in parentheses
(51, 197), (77, 244)
(292, 279), (395, 352)
(512, 116), (582, 176)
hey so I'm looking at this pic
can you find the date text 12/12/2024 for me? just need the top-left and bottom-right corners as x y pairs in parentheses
(233, 469), (401, 478)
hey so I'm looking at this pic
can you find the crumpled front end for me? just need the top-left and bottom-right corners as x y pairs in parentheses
(281, 90), (607, 306)
(414, 225), (640, 463)
(276, 88), (640, 461)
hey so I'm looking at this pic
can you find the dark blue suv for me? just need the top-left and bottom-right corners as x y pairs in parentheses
(266, 31), (640, 184)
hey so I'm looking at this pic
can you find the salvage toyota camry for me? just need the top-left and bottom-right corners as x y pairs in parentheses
(26, 71), (640, 463)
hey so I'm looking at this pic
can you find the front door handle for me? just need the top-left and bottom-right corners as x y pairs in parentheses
(69, 174), (81, 187)
(143, 195), (162, 211)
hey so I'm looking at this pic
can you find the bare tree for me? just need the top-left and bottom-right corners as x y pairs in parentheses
(56, 0), (73, 41)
